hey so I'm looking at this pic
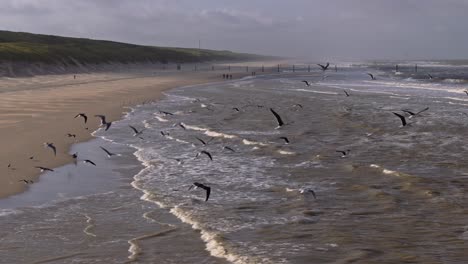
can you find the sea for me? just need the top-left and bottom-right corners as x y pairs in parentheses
(1, 61), (468, 263)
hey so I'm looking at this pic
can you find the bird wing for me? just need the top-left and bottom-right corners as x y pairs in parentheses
(49, 145), (57, 156)
(196, 137), (206, 145)
(367, 73), (374, 79)
(415, 107), (429, 115)
(95, 115), (106, 124)
(393, 112), (407, 126)
(105, 122), (112, 131)
(83, 115), (87, 123)
(270, 108), (284, 127)
(202, 151), (213, 161)
(401, 110), (415, 115)
(100, 146), (112, 155)
(86, 160), (96, 166)
(204, 186), (211, 201)
(129, 125), (139, 134)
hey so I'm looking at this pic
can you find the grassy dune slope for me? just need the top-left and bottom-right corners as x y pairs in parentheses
(0, 30), (267, 64)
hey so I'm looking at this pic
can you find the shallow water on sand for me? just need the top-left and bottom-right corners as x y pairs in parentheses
(2, 62), (468, 263)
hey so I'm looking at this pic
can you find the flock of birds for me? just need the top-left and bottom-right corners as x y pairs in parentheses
(9, 63), (444, 201)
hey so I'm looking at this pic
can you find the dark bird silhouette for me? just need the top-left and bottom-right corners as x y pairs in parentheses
(367, 73), (376, 80)
(270, 108), (284, 129)
(427, 73), (434, 80)
(19, 179), (33, 184)
(74, 113), (88, 124)
(336, 150), (351, 158)
(300, 188), (316, 199)
(29, 156), (34, 160)
(344, 90), (350, 97)
(301, 80), (311, 86)
(71, 152), (78, 159)
(292, 104), (303, 109)
(393, 112), (407, 127)
(67, 133), (76, 138)
(160, 131), (169, 137)
(129, 125), (145, 137)
(279, 136), (290, 144)
(232, 107), (240, 112)
(464, 90), (468, 96)
(95, 115), (112, 131)
(36, 166), (54, 172)
(222, 146), (235, 152)
(177, 123), (186, 130)
(196, 150), (213, 161)
(43, 142), (57, 156)
(159, 110), (174, 116)
(189, 182), (211, 201)
(100, 146), (116, 157)
(317, 63), (330, 71)
(402, 107), (429, 118)
(84, 159), (96, 166)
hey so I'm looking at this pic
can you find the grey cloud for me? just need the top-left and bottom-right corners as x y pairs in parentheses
(0, 0), (467, 60)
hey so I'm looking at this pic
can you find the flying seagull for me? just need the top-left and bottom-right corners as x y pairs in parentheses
(464, 90), (468, 96)
(195, 137), (207, 146)
(427, 73), (434, 80)
(336, 150), (351, 158)
(279, 136), (290, 144)
(301, 80), (311, 86)
(83, 159), (97, 166)
(232, 107), (240, 112)
(74, 113), (88, 124)
(393, 112), (407, 127)
(99, 146), (116, 157)
(160, 131), (169, 137)
(401, 107), (429, 118)
(292, 104), (303, 109)
(176, 122), (186, 130)
(189, 182), (211, 202)
(71, 152), (78, 159)
(222, 146), (235, 152)
(129, 125), (145, 137)
(270, 108), (285, 129)
(19, 179), (33, 184)
(367, 73), (376, 80)
(299, 188), (317, 199)
(36, 166), (54, 172)
(43, 142), (57, 156)
(159, 110), (174, 116)
(344, 90), (350, 97)
(95, 115), (112, 131)
(317, 63), (330, 71)
(196, 150), (213, 161)
(67, 133), (76, 138)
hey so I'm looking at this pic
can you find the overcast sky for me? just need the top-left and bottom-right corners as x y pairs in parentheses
(1, 0), (468, 60)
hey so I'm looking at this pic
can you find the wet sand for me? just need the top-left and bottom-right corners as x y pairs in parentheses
(0, 68), (248, 198)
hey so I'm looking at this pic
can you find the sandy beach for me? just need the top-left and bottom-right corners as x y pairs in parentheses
(0, 67), (252, 198)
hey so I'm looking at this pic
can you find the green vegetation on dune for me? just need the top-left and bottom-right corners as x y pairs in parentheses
(0, 30), (268, 64)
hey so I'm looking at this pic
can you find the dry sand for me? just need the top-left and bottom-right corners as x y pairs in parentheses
(0, 68), (250, 198)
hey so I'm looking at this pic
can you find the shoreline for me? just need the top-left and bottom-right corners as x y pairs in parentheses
(0, 66), (261, 199)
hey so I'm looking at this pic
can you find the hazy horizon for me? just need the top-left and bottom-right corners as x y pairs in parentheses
(2, 0), (468, 61)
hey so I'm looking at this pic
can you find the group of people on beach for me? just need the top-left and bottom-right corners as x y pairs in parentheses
(222, 74), (233, 79)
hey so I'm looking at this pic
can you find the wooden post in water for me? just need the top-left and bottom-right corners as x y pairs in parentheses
(262, 65), (264, 72)
(277, 64), (280, 72)
(293, 65), (295, 72)
(415, 64), (418, 72)
(396, 64), (399, 72)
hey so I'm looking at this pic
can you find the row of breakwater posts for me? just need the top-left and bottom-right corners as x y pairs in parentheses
(158, 62), (427, 75)
(158, 63), (341, 73)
